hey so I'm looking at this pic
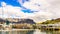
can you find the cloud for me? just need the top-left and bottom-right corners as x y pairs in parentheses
(0, 2), (35, 18)
(1, 2), (6, 7)
(17, 0), (60, 22)
(0, 2), (25, 18)
(22, 0), (50, 11)
(26, 11), (53, 22)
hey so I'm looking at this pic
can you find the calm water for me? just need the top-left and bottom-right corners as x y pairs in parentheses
(0, 29), (60, 34)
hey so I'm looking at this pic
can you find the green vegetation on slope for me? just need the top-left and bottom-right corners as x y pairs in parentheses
(41, 18), (60, 24)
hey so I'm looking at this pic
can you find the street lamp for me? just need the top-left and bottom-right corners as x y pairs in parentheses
(1, 2), (6, 18)
(1, 2), (10, 25)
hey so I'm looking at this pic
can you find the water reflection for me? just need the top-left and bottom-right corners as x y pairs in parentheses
(45, 30), (60, 34)
(0, 29), (60, 34)
(0, 30), (34, 34)
(33, 29), (46, 34)
(41, 29), (60, 34)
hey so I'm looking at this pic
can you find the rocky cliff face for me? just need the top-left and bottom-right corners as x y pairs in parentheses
(12, 19), (35, 24)
(18, 19), (35, 24)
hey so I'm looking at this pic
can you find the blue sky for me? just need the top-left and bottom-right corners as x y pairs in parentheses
(0, 0), (21, 7)
(0, 0), (33, 13)
(0, 0), (60, 22)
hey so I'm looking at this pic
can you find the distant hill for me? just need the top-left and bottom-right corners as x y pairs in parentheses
(0, 18), (35, 24)
(5, 18), (35, 24)
(41, 18), (60, 24)
(0, 18), (6, 22)
(12, 19), (35, 24)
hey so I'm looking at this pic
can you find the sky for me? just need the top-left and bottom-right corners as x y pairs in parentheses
(0, 0), (60, 22)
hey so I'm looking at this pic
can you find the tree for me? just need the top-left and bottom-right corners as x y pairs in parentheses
(6, 20), (10, 25)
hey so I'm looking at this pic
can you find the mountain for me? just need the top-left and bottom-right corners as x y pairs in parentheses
(42, 18), (60, 24)
(12, 19), (35, 24)
(0, 18), (6, 22)
(5, 18), (35, 24)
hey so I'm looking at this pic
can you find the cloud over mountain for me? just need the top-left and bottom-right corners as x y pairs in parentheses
(17, 0), (60, 22)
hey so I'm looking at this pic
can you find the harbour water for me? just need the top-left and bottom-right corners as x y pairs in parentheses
(0, 29), (60, 34)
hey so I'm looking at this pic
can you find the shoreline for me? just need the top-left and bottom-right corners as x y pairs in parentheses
(0, 29), (35, 31)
